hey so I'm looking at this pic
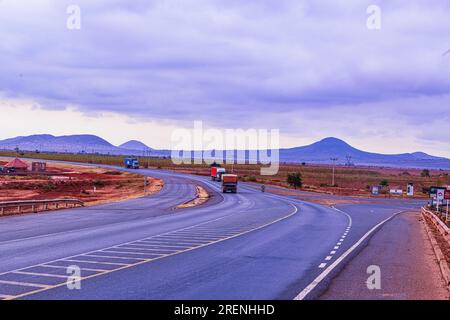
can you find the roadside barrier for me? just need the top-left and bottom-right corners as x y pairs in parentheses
(422, 207), (450, 241)
(0, 198), (84, 216)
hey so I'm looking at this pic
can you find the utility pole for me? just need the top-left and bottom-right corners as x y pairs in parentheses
(330, 157), (338, 187)
(144, 177), (147, 194)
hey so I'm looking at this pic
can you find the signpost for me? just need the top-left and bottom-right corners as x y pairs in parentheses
(372, 186), (380, 195)
(144, 177), (148, 194)
(436, 188), (445, 211)
(407, 183), (414, 197)
(429, 186), (446, 208)
(389, 189), (403, 196)
(445, 187), (450, 222)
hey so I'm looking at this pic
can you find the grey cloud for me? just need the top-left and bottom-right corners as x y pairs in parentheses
(0, 0), (449, 148)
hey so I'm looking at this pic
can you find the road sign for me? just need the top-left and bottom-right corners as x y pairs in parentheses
(372, 186), (380, 195)
(437, 189), (445, 201)
(430, 186), (440, 195)
(445, 189), (450, 200)
(407, 183), (414, 197)
(390, 189), (402, 196)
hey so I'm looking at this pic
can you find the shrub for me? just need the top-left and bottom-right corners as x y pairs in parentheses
(287, 172), (303, 189)
(421, 169), (430, 177)
(380, 179), (389, 187)
(93, 179), (105, 187)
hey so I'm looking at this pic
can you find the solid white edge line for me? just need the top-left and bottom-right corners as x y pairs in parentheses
(294, 210), (404, 300)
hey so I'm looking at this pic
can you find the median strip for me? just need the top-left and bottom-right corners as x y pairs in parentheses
(176, 185), (209, 209)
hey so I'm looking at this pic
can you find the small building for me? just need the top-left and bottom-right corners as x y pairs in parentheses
(4, 158), (28, 172)
(32, 162), (47, 172)
(389, 187), (403, 196)
(371, 185), (381, 195)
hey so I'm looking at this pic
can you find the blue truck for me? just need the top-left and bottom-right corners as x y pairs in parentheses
(124, 157), (139, 169)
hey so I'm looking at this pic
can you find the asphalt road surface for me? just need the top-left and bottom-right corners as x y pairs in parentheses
(0, 166), (427, 300)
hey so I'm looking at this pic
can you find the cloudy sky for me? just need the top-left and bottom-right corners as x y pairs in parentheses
(1, 0), (450, 156)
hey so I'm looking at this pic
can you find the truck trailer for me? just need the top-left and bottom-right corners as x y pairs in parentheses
(221, 174), (238, 193)
(124, 157), (140, 169)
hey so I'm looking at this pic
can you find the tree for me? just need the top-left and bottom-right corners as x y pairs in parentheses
(379, 179), (389, 188)
(421, 169), (430, 178)
(287, 172), (303, 189)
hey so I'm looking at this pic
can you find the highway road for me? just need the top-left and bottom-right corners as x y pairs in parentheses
(0, 166), (425, 300)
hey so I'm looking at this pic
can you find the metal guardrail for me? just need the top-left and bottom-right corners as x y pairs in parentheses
(0, 199), (84, 215)
(422, 207), (450, 239)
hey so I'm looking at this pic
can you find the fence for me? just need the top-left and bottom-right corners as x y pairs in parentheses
(422, 207), (450, 241)
(0, 199), (84, 216)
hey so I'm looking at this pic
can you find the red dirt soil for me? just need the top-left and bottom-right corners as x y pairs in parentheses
(0, 160), (163, 210)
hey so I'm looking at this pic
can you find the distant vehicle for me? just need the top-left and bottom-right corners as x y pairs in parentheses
(222, 174), (238, 193)
(211, 167), (226, 181)
(216, 168), (226, 181)
(124, 157), (139, 169)
(210, 167), (218, 180)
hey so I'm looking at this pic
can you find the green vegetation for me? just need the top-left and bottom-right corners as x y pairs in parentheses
(421, 169), (430, 177)
(287, 172), (303, 189)
(93, 179), (105, 187)
(379, 179), (389, 188)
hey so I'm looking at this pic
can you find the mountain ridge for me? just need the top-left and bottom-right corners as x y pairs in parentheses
(0, 134), (449, 169)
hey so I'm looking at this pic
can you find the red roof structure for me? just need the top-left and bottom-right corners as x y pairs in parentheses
(4, 158), (28, 169)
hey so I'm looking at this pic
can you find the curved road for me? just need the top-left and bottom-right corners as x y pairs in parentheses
(0, 166), (423, 300)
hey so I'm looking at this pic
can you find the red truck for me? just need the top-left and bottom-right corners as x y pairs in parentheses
(210, 167), (226, 181)
(211, 167), (218, 180)
(221, 174), (238, 193)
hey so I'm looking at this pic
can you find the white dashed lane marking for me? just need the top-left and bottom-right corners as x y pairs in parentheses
(316, 206), (352, 270)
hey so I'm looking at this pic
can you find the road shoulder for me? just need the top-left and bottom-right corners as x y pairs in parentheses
(319, 211), (450, 300)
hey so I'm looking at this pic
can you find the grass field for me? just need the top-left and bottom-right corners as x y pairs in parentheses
(1, 150), (448, 197)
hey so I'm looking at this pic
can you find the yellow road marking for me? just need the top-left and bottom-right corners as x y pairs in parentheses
(5, 203), (298, 300)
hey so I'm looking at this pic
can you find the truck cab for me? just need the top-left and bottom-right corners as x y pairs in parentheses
(216, 168), (226, 181)
(124, 157), (139, 169)
(211, 167), (226, 181)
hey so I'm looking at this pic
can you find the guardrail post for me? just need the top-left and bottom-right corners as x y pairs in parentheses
(18, 205), (21, 214)
(0, 207), (3, 216)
